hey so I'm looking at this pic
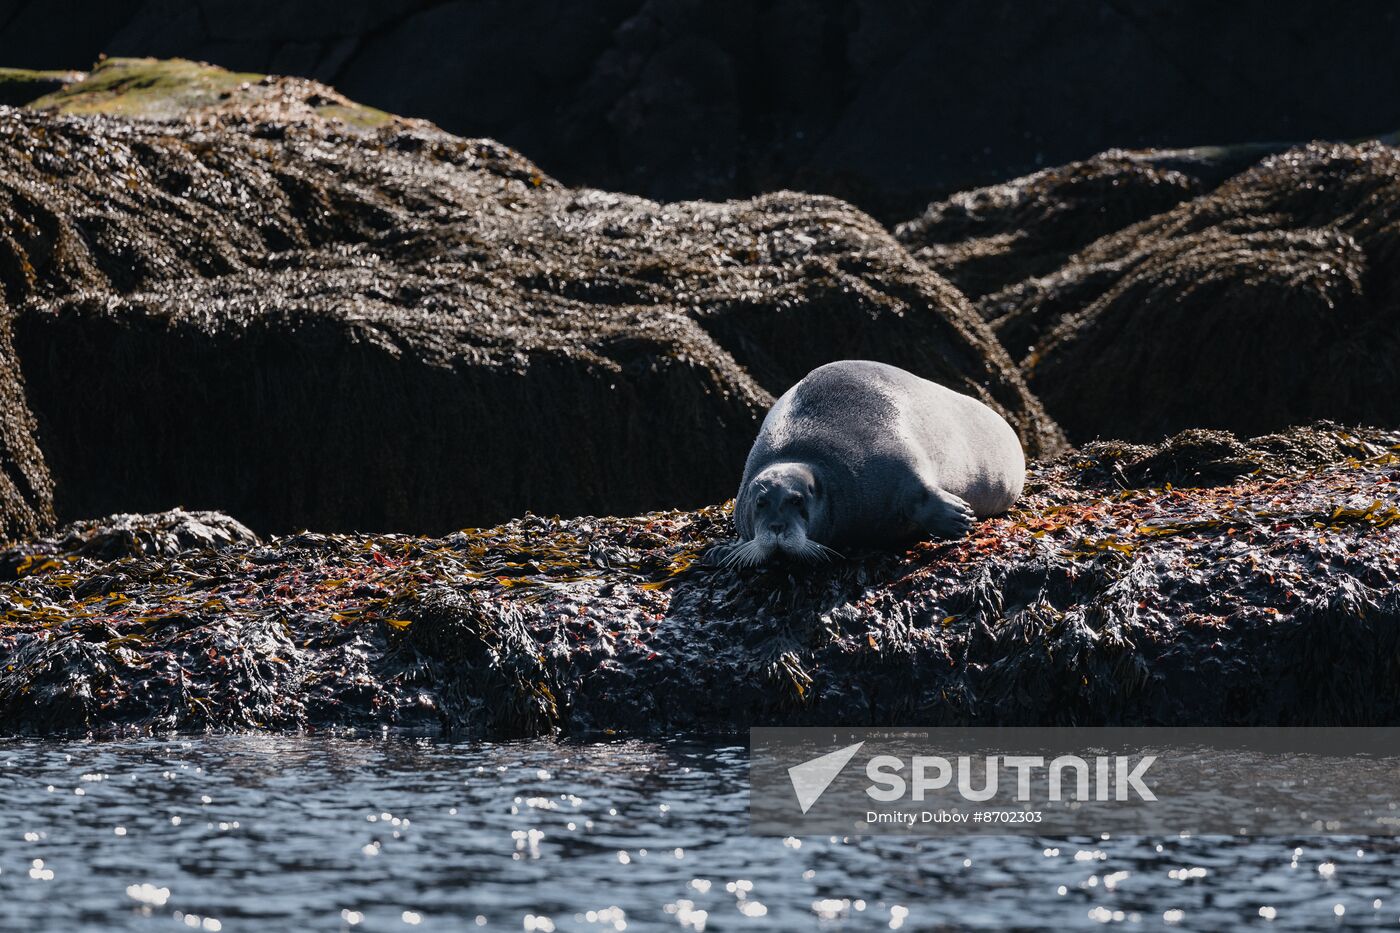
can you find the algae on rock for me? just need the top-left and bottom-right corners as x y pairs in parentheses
(0, 423), (1395, 736)
(0, 58), (1060, 535)
(902, 140), (1400, 444)
(0, 305), (52, 543)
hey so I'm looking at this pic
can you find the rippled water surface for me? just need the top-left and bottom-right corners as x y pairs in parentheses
(1, 735), (1397, 931)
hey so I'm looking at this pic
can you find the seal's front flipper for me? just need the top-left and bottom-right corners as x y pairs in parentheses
(909, 486), (976, 539)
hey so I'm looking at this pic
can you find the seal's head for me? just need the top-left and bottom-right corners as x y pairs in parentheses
(726, 462), (838, 567)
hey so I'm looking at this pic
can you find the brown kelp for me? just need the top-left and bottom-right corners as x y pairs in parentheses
(1, 58), (1059, 537)
(0, 423), (1395, 737)
(0, 305), (51, 541)
(898, 137), (1400, 445)
(978, 143), (1400, 442)
(893, 145), (1280, 303)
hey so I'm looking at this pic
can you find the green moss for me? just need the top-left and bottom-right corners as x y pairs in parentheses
(25, 57), (394, 129)
(0, 67), (80, 106)
(0, 67), (76, 85)
(311, 102), (395, 130)
(28, 57), (261, 118)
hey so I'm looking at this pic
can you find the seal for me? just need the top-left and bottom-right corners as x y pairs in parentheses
(721, 360), (1025, 567)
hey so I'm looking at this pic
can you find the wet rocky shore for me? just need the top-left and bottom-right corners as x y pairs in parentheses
(1, 60), (1398, 736)
(1, 422), (1396, 737)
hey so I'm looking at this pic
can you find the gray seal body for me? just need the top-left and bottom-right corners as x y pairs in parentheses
(723, 360), (1025, 566)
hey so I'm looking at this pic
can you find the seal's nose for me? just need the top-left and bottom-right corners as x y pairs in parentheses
(768, 522), (786, 535)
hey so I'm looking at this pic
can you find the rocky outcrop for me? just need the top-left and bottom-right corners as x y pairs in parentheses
(899, 139), (1400, 445)
(0, 422), (1395, 736)
(0, 508), (257, 571)
(982, 143), (1400, 443)
(893, 145), (1281, 308)
(1, 59), (1059, 535)
(2, 2), (1399, 221)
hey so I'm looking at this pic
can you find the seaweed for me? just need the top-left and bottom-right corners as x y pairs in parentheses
(894, 142), (1294, 305)
(0, 307), (51, 541)
(979, 142), (1400, 442)
(0, 423), (1395, 737)
(0, 61), (1061, 535)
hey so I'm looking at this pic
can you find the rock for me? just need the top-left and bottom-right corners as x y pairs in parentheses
(24, 56), (398, 126)
(0, 59), (1059, 535)
(893, 145), (1282, 304)
(0, 311), (53, 542)
(3, 3), (1400, 221)
(0, 422), (1395, 735)
(1071, 422), (1390, 490)
(958, 143), (1400, 443)
(0, 508), (258, 578)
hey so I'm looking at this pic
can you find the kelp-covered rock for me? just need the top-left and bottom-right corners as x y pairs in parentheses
(0, 508), (257, 577)
(1, 58), (1059, 535)
(0, 422), (1395, 736)
(982, 142), (1400, 442)
(893, 145), (1280, 304)
(0, 309), (52, 542)
(1072, 422), (1394, 491)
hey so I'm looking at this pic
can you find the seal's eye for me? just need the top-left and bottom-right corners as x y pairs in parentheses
(755, 495), (768, 509)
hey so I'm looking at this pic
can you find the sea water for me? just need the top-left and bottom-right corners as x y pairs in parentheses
(0, 735), (1395, 931)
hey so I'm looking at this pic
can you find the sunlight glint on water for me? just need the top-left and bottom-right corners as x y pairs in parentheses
(0, 736), (1396, 931)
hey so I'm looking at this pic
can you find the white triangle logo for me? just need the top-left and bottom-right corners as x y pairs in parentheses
(788, 741), (865, 814)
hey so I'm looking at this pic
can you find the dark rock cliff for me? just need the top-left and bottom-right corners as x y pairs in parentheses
(1, 1), (1398, 221)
